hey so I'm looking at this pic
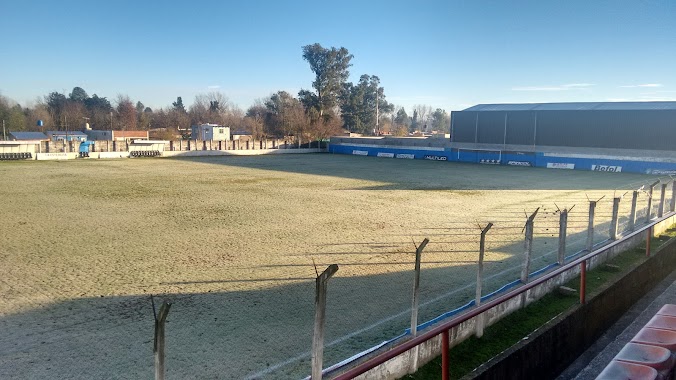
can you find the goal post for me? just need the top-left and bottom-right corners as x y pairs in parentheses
(456, 148), (502, 164)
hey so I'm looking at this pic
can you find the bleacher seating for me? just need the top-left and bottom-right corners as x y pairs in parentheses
(130, 150), (160, 157)
(597, 304), (676, 380)
(0, 152), (32, 160)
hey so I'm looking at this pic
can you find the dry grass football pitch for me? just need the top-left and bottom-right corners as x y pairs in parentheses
(0, 154), (658, 379)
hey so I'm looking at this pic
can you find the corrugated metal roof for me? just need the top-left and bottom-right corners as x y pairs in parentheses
(9, 131), (49, 140)
(463, 101), (676, 112)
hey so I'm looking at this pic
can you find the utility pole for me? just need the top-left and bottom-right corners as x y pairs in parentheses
(375, 87), (379, 135)
(2, 119), (5, 141)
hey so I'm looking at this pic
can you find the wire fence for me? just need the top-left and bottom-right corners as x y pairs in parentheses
(294, 177), (676, 379)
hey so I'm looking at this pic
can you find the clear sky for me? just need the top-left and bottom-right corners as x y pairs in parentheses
(1, 0), (674, 112)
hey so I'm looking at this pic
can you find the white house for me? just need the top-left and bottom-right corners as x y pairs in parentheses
(191, 124), (230, 141)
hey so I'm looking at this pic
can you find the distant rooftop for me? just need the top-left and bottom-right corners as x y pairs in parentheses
(9, 131), (49, 140)
(462, 101), (676, 112)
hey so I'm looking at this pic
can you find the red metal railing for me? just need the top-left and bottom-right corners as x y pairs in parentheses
(333, 213), (669, 380)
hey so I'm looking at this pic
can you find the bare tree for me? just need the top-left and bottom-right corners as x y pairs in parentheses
(115, 95), (137, 130)
(413, 104), (432, 132)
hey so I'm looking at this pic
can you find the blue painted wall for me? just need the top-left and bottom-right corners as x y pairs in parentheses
(328, 143), (676, 175)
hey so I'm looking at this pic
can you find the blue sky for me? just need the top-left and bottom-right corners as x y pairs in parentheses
(1, 0), (675, 112)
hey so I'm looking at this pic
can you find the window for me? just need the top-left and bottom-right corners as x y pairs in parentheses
(219, 128), (224, 134)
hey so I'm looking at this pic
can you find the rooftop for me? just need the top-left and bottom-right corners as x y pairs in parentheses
(462, 101), (676, 112)
(9, 131), (49, 140)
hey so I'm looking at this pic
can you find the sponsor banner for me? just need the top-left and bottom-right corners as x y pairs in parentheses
(547, 163), (575, 169)
(646, 169), (676, 175)
(36, 152), (78, 160)
(423, 154), (448, 161)
(503, 151), (534, 156)
(377, 152), (395, 158)
(507, 160), (532, 167)
(591, 165), (622, 173)
(395, 153), (415, 159)
(352, 150), (368, 156)
(479, 159), (500, 165)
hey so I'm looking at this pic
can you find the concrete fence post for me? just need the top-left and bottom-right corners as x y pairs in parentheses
(520, 208), (538, 308)
(610, 197), (621, 240)
(521, 209), (539, 284)
(586, 201), (596, 252)
(409, 238), (429, 372)
(558, 209), (568, 265)
(646, 181), (659, 223)
(475, 223), (493, 338)
(658, 183), (667, 218)
(410, 238), (430, 337)
(152, 298), (171, 380)
(671, 180), (676, 213)
(311, 264), (339, 380)
(629, 191), (638, 231)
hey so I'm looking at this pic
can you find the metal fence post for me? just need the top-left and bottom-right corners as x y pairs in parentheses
(586, 201), (596, 252)
(558, 209), (568, 265)
(610, 197), (620, 240)
(629, 191), (638, 231)
(442, 329), (450, 380)
(580, 259), (587, 304)
(475, 223), (493, 338)
(671, 180), (676, 213)
(311, 264), (339, 380)
(658, 183), (667, 218)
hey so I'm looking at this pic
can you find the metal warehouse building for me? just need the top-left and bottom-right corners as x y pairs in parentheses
(450, 102), (676, 151)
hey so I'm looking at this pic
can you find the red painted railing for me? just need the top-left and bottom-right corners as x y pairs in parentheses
(333, 213), (670, 380)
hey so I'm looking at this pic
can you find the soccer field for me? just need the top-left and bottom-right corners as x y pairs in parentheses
(0, 154), (658, 379)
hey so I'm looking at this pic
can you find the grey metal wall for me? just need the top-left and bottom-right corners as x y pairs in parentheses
(450, 110), (676, 150)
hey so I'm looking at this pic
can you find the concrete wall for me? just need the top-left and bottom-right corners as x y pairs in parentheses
(1, 139), (314, 160)
(344, 214), (676, 380)
(329, 137), (676, 175)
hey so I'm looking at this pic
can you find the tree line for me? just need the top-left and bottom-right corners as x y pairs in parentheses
(0, 44), (450, 141)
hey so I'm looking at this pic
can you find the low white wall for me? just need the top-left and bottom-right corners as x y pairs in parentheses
(90, 152), (130, 159)
(35, 153), (79, 160)
(161, 148), (322, 157)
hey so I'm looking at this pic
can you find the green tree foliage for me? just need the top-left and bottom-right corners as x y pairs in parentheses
(301, 43), (353, 116)
(172, 97), (186, 113)
(69, 87), (88, 102)
(431, 108), (451, 132)
(340, 75), (393, 134)
(264, 91), (307, 138)
(84, 95), (113, 129)
(394, 107), (411, 130)
(45, 92), (68, 122)
(0, 96), (27, 132)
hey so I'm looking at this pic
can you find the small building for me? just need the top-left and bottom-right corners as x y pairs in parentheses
(85, 130), (149, 142)
(191, 124), (230, 141)
(46, 130), (88, 142)
(231, 130), (252, 141)
(9, 131), (49, 141)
